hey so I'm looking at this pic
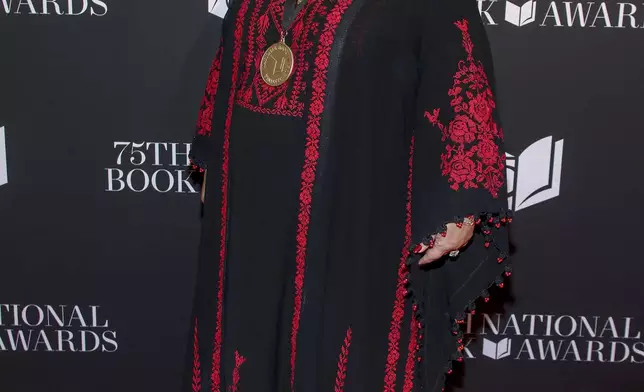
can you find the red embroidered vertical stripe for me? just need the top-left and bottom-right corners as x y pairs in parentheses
(211, 0), (251, 390)
(383, 136), (414, 391)
(228, 351), (247, 392)
(238, 0), (265, 90)
(192, 318), (202, 392)
(289, 0), (354, 388)
(197, 44), (224, 137)
(402, 314), (419, 392)
(334, 328), (353, 392)
(423, 19), (504, 198)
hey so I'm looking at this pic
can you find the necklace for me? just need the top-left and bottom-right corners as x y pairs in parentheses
(260, 0), (306, 87)
(260, 34), (295, 87)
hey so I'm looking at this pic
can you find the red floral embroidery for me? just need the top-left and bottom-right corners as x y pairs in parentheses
(212, 0), (251, 390)
(235, 0), (322, 117)
(424, 19), (505, 198)
(383, 137), (414, 392)
(402, 314), (419, 392)
(334, 327), (353, 392)
(227, 351), (247, 392)
(197, 44), (224, 136)
(290, 0), (353, 388)
(192, 318), (202, 392)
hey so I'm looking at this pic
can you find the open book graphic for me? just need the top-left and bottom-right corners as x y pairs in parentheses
(505, 136), (564, 211)
(483, 337), (512, 360)
(0, 126), (7, 187)
(208, 0), (228, 18)
(505, 0), (537, 26)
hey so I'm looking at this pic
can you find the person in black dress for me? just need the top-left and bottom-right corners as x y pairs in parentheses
(184, 0), (512, 390)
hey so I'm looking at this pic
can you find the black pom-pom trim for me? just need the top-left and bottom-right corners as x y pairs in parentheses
(403, 209), (513, 391)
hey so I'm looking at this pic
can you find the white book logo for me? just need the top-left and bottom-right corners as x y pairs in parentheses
(482, 337), (512, 360)
(208, 0), (228, 19)
(506, 136), (564, 211)
(0, 126), (7, 187)
(505, 0), (537, 26)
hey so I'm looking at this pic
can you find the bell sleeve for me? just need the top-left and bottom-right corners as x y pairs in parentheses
(407, 0), (513, 382)
(188, 42), (225, 180)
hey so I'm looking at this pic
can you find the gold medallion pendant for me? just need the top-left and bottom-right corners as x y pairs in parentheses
(260, 39), (294, 87)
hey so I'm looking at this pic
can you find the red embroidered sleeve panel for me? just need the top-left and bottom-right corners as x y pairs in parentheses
(410, 0), (509, 227)
(197, 44), (225, 138)
(423, 19), (505, 199)
(189, 41), (225, 173)
(406, 2), (512, 383)
(409, 0), (511, 248)
(425, 19), (505, 198)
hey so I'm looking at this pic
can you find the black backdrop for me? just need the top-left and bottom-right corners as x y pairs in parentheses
(1, 1), (643, 391)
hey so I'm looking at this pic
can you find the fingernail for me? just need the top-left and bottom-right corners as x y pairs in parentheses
(413, 244), (423, 254)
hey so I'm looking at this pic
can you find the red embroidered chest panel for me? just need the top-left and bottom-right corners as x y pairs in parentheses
(235, 0), (331, 118)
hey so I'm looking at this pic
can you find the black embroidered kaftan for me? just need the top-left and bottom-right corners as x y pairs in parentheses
(183, 0), (512, 390)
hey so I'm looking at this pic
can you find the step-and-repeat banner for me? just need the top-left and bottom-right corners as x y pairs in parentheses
(1, 1), (643, 391)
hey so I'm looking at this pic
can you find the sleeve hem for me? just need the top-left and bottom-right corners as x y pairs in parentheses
(404, 210), (513, 389)
(408, 210), (513, 255)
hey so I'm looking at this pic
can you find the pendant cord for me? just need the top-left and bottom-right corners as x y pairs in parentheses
(280, 0), (307, 38)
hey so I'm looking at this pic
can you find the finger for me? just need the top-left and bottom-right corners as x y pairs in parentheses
(413, 233), (439, 255)
(442, 224), (474, 250)
(413, 243), (430, 254)
(419, 246), (446, 265)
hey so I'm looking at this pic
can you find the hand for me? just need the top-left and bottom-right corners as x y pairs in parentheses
(417, 221), (475, 265)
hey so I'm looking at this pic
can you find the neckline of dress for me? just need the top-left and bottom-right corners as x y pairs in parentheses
(271, 0), (317, 37)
